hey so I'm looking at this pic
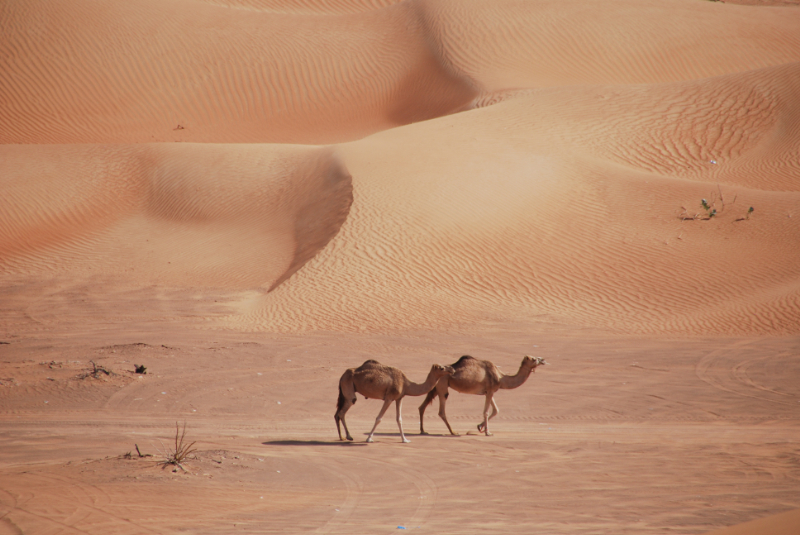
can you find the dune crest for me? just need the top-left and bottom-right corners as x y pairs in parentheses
(0, 144), (352, 289)
(704, 508), (800, 535)
(417, 0), (800, 91)
(194, 0), (402, 14)
(479, 63), (800, 190)
(0, 0), (476, 145)
(227, 63), (800, 335)
(4, 62), (799, 334)
(4, 0), (800, 144)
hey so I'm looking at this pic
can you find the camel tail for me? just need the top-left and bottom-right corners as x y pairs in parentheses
(336, 383), (347, 413)
(419, 389), (437, 411)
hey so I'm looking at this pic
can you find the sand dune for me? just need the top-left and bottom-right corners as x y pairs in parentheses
(3, 0), (800, 144)
(242, 63), (800, 334)
(196, 0), (403, 14)
(2, 62), (799, 334)
(0, 0), (476, 145)
(0, 144), (352, 288)
(705, 508), (800, 535)
(421, 0), (800, 90)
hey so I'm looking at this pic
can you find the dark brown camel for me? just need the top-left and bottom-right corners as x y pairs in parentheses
(335, 360), (454, 443)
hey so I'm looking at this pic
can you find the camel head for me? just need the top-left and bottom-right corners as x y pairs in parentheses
(522, 355), (547, 371)
(430, 364), (455, 378)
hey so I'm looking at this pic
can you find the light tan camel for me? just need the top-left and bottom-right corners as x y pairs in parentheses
(419, 355), (546, 436)
(335, 360), (454, 443)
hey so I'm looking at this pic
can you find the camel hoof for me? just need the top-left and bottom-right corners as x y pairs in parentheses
(419, 431), (429, 436)
(450, 432), (460, 436)
(366, 437), (374, 443)
(477, 424), (484, 432)
(485, 432), (493, 437)
(346, 436), (353, 442)
(402, 438), (411, 443)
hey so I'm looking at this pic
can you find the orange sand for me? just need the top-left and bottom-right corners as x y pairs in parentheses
(1, 0), (799, 533)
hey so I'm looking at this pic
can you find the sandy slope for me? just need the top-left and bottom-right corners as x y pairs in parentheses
(1, 144), (352, 288)
(243, 62), (800, 335)
(3, 0), (800, 144)
(0, 0), (476, 144)
(706, 509), (800, 535)
(1, 0), (799, 533)
(3, 63), (799, 334)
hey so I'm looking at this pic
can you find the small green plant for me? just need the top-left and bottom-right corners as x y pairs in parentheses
(701, 199), (716, 218)
(679, 186), (737, 221)
(736, 206), (755, 222)
(158, 422), (197, 472)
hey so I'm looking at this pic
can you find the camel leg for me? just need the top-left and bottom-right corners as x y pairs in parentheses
(478, 393), (494, 436)
(418, 389), (436, 435)
(396, 398), (411, 443)
(437, 390), (458, 436)
(335, 402), (354, 442)
(366, 398), (393, 443)
(477, 398), (499, 434)
(335, 379), (356, 441)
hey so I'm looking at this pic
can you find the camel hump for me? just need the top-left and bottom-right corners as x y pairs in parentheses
(454, 355), (476, 366)
(361, 359), (382, 366)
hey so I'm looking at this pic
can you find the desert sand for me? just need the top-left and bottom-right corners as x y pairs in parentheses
(1, 0), (799, 533)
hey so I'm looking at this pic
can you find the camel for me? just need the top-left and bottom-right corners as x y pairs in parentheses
(335, 360), (455, 443)
(419, 355), (546, 436)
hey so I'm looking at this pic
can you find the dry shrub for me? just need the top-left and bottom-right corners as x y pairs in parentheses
(159, 422), (197, 472)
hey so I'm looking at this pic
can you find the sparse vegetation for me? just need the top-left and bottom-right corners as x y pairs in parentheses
(701, 198), (716, 219)
(158, 422), (197, 472)
(735, 206), (755, 222)
(78, 360), (115, 379)
(134, 364), (147, 374)
(123, 444), (153, 459)
(679, 186), (744, 221)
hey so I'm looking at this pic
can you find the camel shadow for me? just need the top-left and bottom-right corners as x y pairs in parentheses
(367, 432), (461, 438)
(262, 440), (367, 447)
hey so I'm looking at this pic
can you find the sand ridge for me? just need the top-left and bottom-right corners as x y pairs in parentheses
(0, 144), (352, 288)
(3, 0), (800, 144)
(0, 0), (478, 145)
(3, 63), (800, 333)
(9, 62), (797, 334)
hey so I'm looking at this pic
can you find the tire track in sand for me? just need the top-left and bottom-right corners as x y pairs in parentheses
(695, 340), (799, 407)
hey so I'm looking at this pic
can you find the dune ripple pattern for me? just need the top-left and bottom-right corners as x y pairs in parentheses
(0, 144), (353, 289)
(1, 0), (800, 335)
(234, 63), (800, 335)
(3, 0), (800, 144)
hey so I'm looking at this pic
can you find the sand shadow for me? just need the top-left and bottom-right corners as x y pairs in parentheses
(262, 440), (367, 447)
(366, 432), (462, 438)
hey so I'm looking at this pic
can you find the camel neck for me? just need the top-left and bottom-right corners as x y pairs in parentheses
(405, 372), (439, 397)
(498, 366), (533, 390)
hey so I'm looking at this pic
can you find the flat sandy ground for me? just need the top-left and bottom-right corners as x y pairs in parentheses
(2, 0), (800, 533)
(1, 320), (800, 534)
